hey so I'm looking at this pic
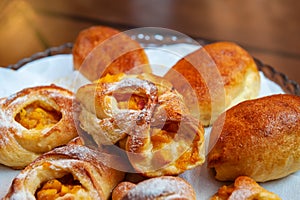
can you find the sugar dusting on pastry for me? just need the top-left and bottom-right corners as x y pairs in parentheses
(112, 176), (196, 200)
(0, 85), (78, 169)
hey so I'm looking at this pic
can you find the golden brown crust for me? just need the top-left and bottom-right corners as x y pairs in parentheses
(112, 182), (136, 200)
(0, 85), (78, 169)
(210, 176), (281, 200)
(164, 41), (260, 126)
(76, 73), (205, 177)
(207, 94), (300, 182)
(73, 26), (150, 81)
(4, 142), (125, 200)
(112, 176), (196, 200)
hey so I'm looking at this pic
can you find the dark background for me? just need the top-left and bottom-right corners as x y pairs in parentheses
(1, 0), (299, 84)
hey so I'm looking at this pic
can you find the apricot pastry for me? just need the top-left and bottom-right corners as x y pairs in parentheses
(76, 73), (205, 177)
(0, 85), (78, 169)
(4, 140), (125, 200)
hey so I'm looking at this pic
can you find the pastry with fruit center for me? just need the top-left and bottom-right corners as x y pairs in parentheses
(76, 73), (205, 177)
(4, 139), (125, 200)
(0, 85), (78, 169)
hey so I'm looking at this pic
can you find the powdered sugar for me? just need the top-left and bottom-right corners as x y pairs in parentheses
(125, 176), (195, 199)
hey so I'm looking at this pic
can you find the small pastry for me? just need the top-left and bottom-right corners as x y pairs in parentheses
(76, 73), (205, 177)
(112, 176), (196, 200)
(3, 140), (125, 200)
(73, 26), (151, 81)
(165, 41), (260, 126)
(0, 85), (78, 169)
(207, 94), (300, 182)
(210, 176), (281, 200)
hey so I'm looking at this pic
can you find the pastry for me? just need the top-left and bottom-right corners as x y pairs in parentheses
(164, 41), (260, 126)
(112, 176), (196, 200)
(210, 176), (281, 200)
(73, 26), (151, 81)
(3, 139), (125, 200)
(207, 94), (300, 182)
(0, 85), (78, 169)
(76, 73), (205, 177)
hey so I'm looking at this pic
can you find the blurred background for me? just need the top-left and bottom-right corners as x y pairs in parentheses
(0, 0), (299, 84)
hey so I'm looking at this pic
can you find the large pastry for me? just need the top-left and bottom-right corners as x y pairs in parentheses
(207, 94), (300, 182)
(3, 138), (125, 200)
(76, 73), (205, 177)
(73, 26), (151, 81)
(112, 176), (196, 200)
(0, 85), (78, 169)
(210, 176), (281, 200)
(164, 41), (260, 126)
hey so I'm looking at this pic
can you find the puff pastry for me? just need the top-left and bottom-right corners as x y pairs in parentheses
(164, 41), (260, 126)
(207, 94), (300, 182)
(0, 85), (78, 169)
(112, 176), (196, 200)
(210, 176), (281, 200)
(4, 139), (125, 200)
(73, 26), (151, 81)
(76, 73), (205, 177)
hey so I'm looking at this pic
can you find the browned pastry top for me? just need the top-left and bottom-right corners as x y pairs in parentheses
(167, 41), (256, 94)
(207, 94), (300, 182)
(204, 42), (257, 86)
(72, 26), (150, 81)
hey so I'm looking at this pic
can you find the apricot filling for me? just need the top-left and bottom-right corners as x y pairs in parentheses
(15, 101), (62, 130)
(151, 123), (178, 150)
(115, 94), (147, 110)
(36, 174), (88, 200)
(151, 122), (201, 170)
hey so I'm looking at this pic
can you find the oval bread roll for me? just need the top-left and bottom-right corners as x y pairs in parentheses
(73, 26), (150, 81)
(164, 42), (260, 126)
(207, 94), (300, 182)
